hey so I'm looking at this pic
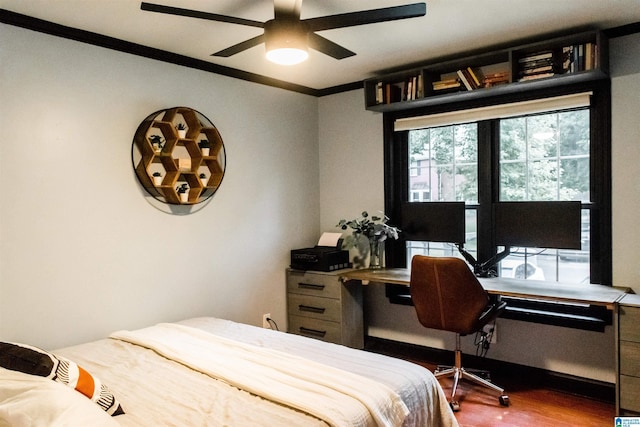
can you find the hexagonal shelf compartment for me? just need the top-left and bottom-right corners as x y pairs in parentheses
(132, 107), (226, 205)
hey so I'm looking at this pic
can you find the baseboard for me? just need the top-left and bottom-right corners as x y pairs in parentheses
(364, 335), (615, 403)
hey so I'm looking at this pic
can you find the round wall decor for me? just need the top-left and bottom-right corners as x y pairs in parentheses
(132, 107), (226, 205)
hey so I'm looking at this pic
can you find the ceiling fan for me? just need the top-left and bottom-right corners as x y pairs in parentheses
(140, 1), (427, 65)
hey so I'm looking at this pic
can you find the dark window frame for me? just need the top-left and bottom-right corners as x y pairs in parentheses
(383, 80), (612, 330)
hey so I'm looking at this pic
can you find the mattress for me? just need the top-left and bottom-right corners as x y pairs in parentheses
(7, 317), (458, 426)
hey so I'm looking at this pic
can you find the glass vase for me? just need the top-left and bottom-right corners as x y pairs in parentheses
(369, 238), (384, 269)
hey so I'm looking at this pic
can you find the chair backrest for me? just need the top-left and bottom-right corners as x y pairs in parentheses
(410, 255), (491, 335)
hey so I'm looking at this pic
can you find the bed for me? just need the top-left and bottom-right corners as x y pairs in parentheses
(0, 317), (458, 426)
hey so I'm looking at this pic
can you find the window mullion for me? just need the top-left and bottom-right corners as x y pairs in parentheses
(476, 120), (495, 264)
(556, 114), (561, 200)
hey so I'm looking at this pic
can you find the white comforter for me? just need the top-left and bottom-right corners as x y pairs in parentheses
(54, 318), (458, 427)
(111, 323), (409, 427)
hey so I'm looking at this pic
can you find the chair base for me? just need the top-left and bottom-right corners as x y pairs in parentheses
(434, 335), (509, 411)
(436, 365), (491, 381)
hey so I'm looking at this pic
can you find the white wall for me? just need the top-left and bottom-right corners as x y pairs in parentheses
(318, 91), (383, 233)
(318, 33), (640, 383)
(611, 32), (640, 294)
(0, 24), (320, 349)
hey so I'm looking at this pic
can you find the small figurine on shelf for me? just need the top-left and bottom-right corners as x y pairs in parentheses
(198, 139), (211, 156)
(199, 173), (208, 186)
(149, 135), (164, 153)
(176, 183), (189, 203)
(176, 123), (187, 138)
(152, 171), (163, 186)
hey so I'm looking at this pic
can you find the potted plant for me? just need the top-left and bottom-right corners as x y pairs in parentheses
(199, 172), (208, 186)
(149, 135), (164, 153)
(176, 123), (187, 138)
(176, 183), (189, 203)
(337, 211), (400, 269)
(152, 171), (163, 186)
(198, 139), (211, 156)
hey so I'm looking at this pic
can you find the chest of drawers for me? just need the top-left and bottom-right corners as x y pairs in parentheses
(286, 269), (363, 348)
(618, 293), (640, 415)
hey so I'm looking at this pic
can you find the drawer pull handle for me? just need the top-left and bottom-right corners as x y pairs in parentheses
(298, 304), (325, 314)
(299, 327), (327, 338)
(298, 282), (325, 291)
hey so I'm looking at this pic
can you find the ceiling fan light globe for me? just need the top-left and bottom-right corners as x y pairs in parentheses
(266, 47), (309, 65)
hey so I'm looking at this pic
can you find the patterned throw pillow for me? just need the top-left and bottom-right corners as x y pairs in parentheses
(0, 342), (124, 416)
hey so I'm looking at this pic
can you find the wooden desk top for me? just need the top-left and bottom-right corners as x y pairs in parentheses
(341, 268), (627, 309)
(619, 293), (640, 308)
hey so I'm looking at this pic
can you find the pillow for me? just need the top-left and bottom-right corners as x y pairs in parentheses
(0, 342), (124, 416)
(0, 368), (121, 427)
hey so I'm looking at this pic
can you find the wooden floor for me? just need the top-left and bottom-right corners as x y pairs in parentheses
(366, 341), (615, 427)
(436, 371), (614, 427)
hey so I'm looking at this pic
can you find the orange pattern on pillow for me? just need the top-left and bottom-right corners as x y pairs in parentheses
(76, 365), (96, 399)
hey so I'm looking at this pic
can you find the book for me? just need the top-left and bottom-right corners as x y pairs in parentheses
(375, 82), (383, 104)
(562, 46), (573, 73)
(433, 83), (461, 90)
(405, 78), (412, 101)
(385, 83), (402, 103)
(520, 65), (553, 75)
(408, 75), (419, 100)
(467, 67), (483, 87)
(558, 42), (598, 75)
(518, 50), (553, 63)
(482, 71), (509, 87)
(416, 74), (424, 99)
(518, 72), (555, 82)
(584, 42), (596, 70)
(432, 77), (459, 89)
(520, 57), (554, 69)
(432, 80), (461, 91)
(457, 69), (474, 91)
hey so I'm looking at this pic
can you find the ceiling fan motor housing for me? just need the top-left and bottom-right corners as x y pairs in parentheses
(265, 19), (310, 52)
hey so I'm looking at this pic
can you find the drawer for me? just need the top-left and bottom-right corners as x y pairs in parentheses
(620, 374), (640, 412)
(287, 293), (342, 322)
(287, 270), (341, 299)
(620, 306), (640, 342)
(288, 315), (341, 344)
(620, 341), (640, 377)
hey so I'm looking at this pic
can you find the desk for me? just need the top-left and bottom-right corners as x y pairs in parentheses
(342, 267), (633, 415)
(341, 268), (626, 309)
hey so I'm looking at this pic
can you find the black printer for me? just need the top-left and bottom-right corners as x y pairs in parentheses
(290, 246), (350, 272)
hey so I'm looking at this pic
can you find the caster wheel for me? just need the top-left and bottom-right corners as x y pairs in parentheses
(450, 401), (460, 412)
(499, 395), (510, 407)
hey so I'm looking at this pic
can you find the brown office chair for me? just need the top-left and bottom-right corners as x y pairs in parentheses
(410, 255), (509, 412)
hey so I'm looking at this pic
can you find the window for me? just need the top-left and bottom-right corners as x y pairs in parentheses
(497, 109), (591, 283)
(383, 85), (611, 329)
(406, 124), (479, 262)
(402, 109), (592, 283)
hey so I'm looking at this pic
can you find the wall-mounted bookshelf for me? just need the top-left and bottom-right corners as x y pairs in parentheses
(364, 30), (608, 113)
(132, 107), (226, 205)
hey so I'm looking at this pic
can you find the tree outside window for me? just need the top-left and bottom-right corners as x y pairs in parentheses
(405, 108), (591, 283)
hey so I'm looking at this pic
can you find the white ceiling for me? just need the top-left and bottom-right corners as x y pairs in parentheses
(3, 0), (640, 91)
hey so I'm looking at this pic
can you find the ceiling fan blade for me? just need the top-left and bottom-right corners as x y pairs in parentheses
(211, 34), (266, 57)
(304, 3), (426, 32)
(141, 2), (264, 28)
(307, 33), (355, 60)
(274, 0), (302, 20)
